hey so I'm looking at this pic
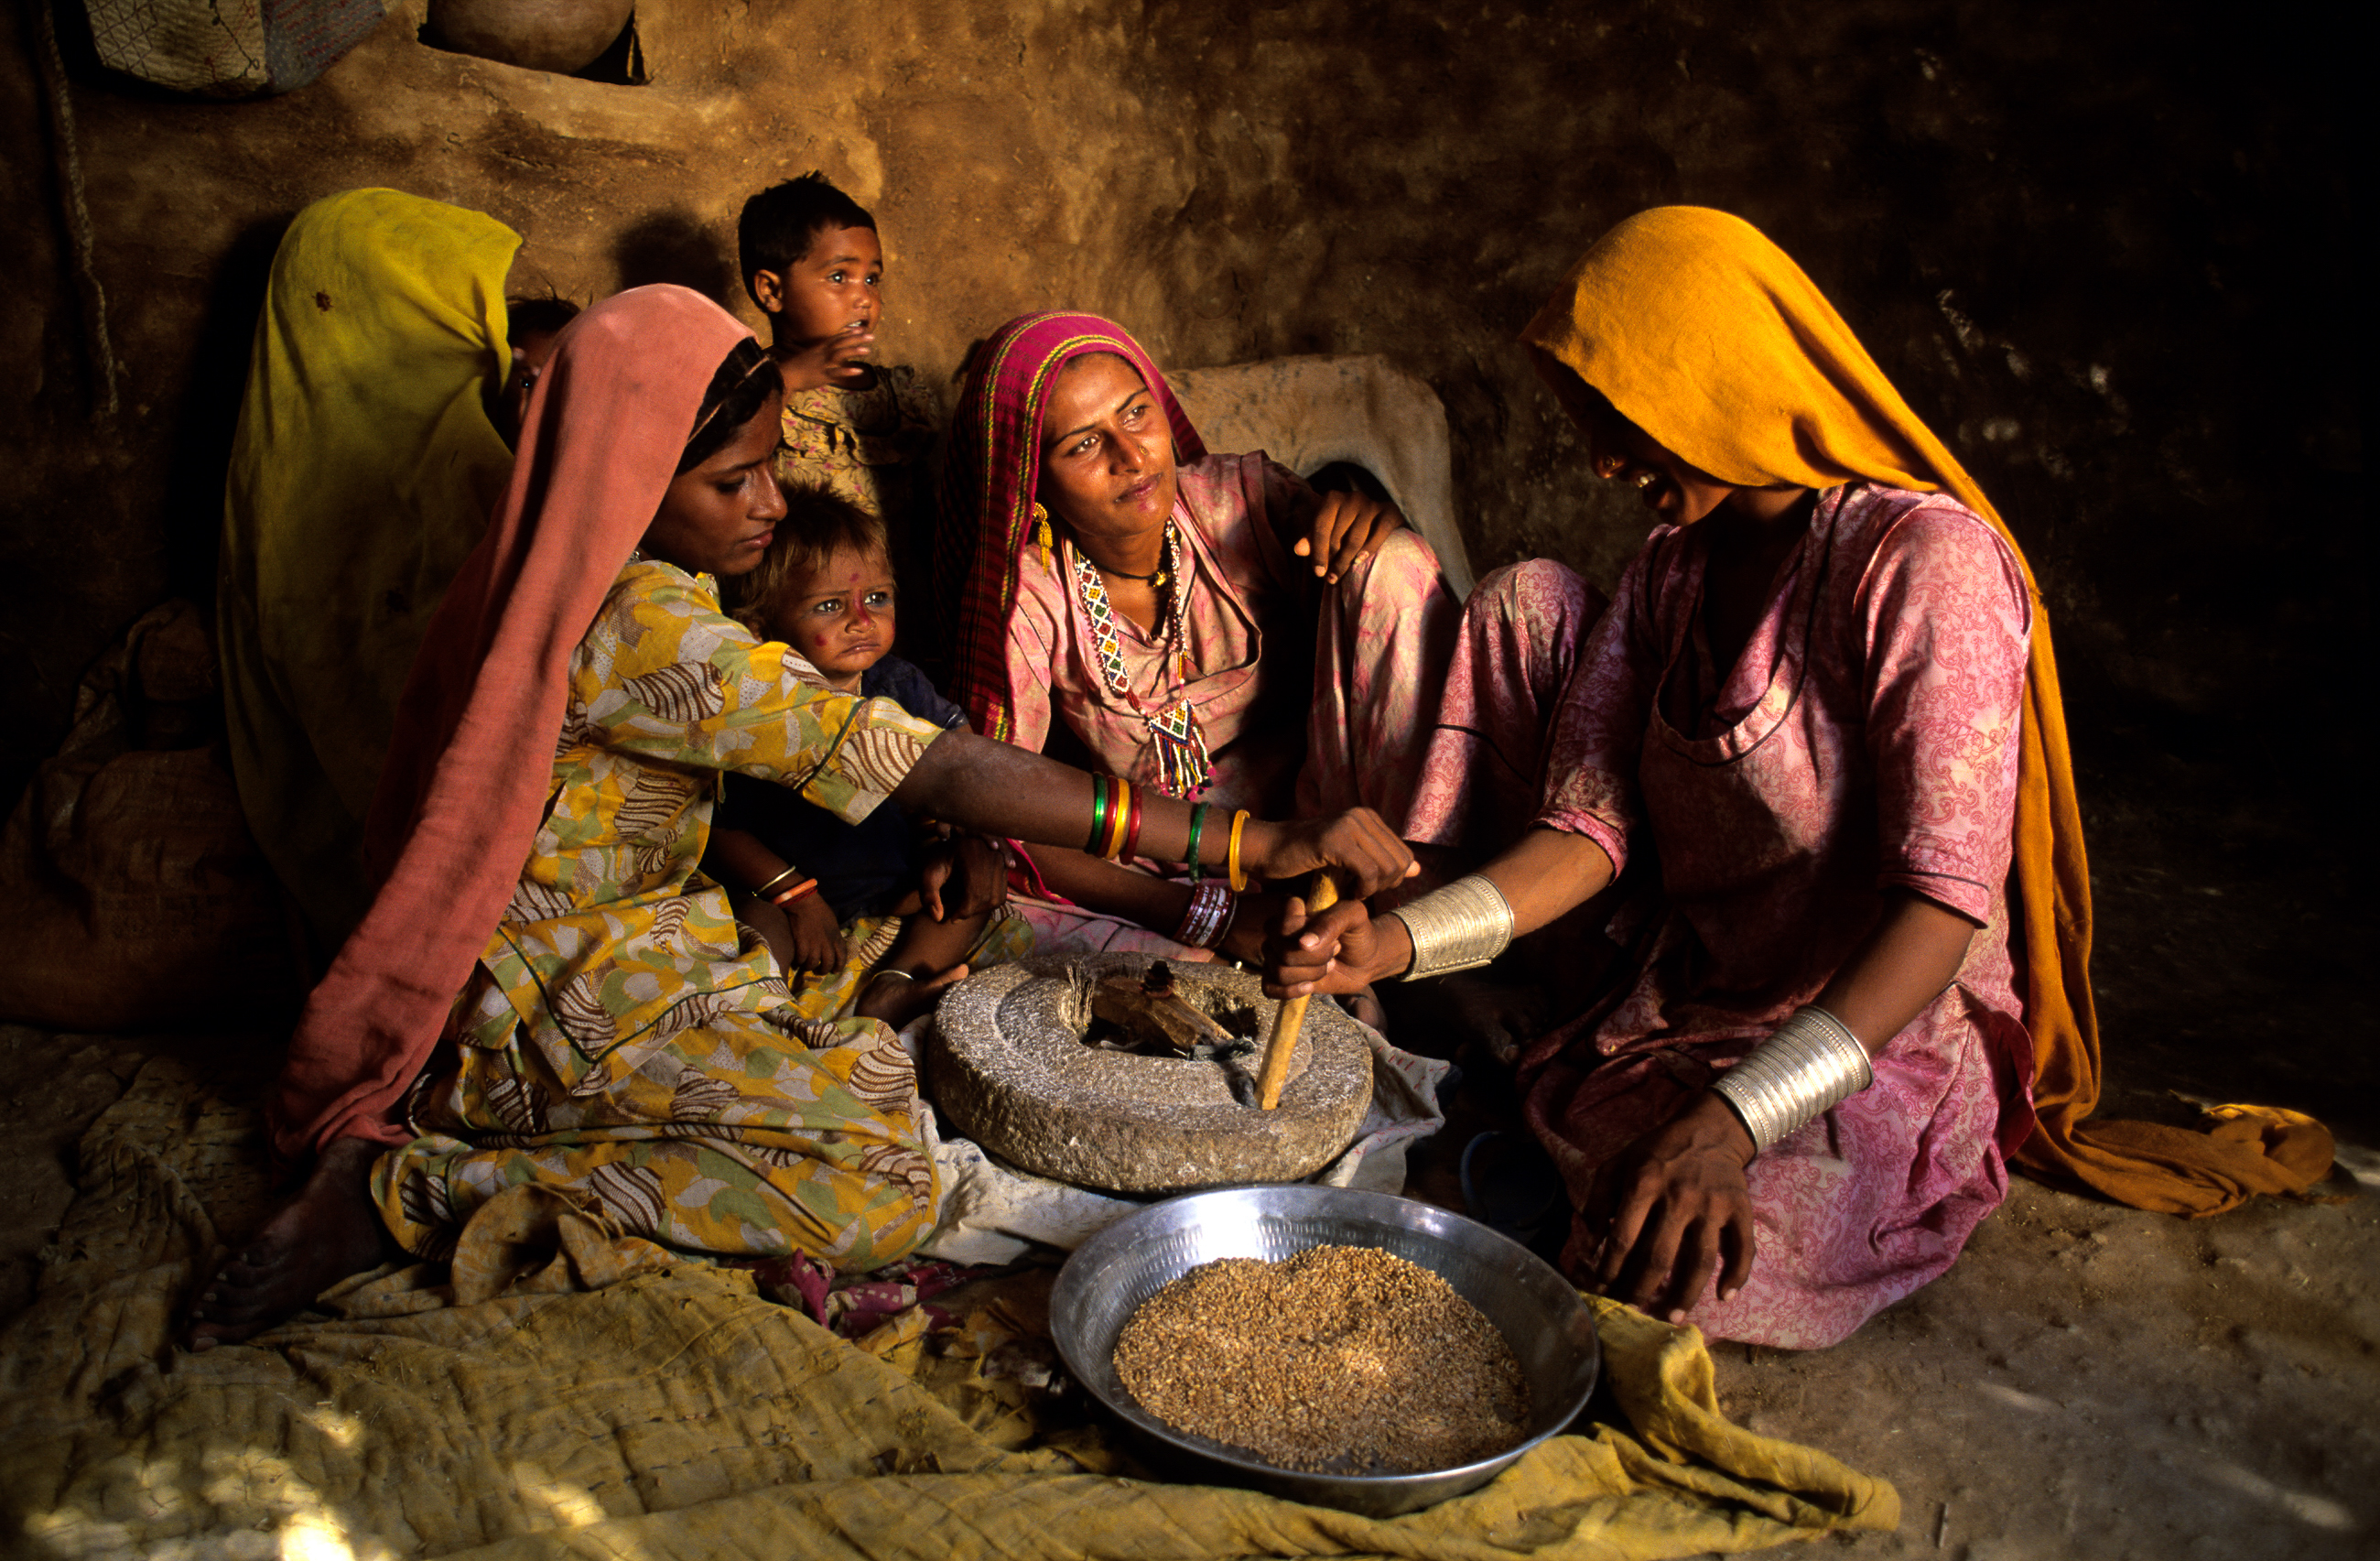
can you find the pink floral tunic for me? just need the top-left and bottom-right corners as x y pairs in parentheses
(1437, 483), (2038, 1348)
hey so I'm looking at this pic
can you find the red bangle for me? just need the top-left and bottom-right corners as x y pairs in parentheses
(1119, 781), (1145, 862)
(767, 877), (819, 907)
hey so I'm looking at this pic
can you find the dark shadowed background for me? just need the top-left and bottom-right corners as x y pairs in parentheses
(2, 0), (2364, 1126)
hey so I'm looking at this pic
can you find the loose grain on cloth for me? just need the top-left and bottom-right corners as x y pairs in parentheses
(2, 1057), (1897, 1559)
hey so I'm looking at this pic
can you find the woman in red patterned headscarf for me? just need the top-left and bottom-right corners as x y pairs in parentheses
(936, 312), (1457, 957)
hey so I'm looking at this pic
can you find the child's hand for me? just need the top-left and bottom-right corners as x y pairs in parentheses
(821, 322), (875, 385)
(1295, 491), (1405, 584)
(921, 835), (1010, 922)
(779, 325), (877, 392)
(784, 892), (849, 972)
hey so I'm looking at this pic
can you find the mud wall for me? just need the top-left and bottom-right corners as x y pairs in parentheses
(2, 0), (2356, 805)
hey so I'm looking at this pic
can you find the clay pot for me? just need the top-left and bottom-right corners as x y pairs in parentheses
(428, 0), (636, 76)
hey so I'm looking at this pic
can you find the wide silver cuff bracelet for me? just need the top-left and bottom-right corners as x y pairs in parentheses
(1387, 874), (1513, 981)
(1710, 1004), (1874, 1154)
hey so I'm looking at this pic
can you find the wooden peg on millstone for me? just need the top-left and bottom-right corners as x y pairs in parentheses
(1256, 873), (1341, 1110)
(1088, 960), (1241, 1056)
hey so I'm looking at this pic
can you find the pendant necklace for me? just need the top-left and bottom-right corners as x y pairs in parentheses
(1072, 521), (1212, 797)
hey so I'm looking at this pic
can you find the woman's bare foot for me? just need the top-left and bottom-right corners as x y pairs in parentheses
(185, 1135), (396, 1351)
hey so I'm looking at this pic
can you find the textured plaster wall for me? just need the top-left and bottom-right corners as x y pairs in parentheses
(1, 0), (2357, 806)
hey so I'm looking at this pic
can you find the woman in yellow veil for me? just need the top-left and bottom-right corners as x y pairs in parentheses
(1273, 207), (2331, 1348)
(219, 188), (570, 959)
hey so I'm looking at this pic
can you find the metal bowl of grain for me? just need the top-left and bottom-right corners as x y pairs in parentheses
(1050, 1183), (1599, 1516)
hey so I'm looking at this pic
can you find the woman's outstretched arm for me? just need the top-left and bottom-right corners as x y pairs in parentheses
(1265, 825), (1615, 992)
(892, 730), (1415, 900)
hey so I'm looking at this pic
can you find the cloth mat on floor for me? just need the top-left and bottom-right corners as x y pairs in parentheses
(0, 1057), (1899, 1559)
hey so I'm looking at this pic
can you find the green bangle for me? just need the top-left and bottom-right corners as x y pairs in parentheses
(1185, 801), (1210, 881)
(1085, 775), (1112, 855)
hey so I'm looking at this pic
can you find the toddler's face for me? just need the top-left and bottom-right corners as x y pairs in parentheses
(768, 546), (897, 690)
(772, 225), (882, 348)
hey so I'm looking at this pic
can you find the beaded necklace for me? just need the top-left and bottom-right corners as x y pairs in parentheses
(1072, 521), (1214, 797)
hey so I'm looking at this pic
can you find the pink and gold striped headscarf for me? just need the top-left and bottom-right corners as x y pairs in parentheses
(935, 312), (1206, 743)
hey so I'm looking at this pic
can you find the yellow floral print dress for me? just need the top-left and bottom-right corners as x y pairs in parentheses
(369, 560), (959, 1271)
(774, 366), (936, 519)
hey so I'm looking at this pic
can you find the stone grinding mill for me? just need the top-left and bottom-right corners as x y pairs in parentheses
(927, 952), (1377, 1195)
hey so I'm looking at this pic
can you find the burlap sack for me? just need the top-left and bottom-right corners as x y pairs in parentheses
(0, 600), (302, 1028)
(82, 0), (384, 99)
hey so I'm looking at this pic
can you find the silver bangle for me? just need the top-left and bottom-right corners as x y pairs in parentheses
(1386, 874), (1513, 981)
(1709, 1004), (1874, 1154)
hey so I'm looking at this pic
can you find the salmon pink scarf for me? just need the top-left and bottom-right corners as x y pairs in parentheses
(935, 312), (1206, 744)
(266, 285), (763, 1158)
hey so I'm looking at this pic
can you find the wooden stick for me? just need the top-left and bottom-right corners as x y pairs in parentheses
(1256, 874), (1340, 1110)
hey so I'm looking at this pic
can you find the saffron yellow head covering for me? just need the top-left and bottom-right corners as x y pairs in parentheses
(1522, 207), (2330, 1215)
(219, 189), (522, 957)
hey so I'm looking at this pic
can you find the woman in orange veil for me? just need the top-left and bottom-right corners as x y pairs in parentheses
(1274, 207), (2331, 1348)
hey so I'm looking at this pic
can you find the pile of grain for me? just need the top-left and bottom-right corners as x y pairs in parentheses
(1110, 1243), (1530, 1474)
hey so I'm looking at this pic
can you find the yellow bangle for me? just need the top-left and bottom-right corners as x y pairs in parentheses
(1227, 809), (1250, 892)
(1104, 778), (1134, 861)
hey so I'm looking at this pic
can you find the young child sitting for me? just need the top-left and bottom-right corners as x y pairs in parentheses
(737, 172), (938, 645)
(708, 485), (1021, 1025)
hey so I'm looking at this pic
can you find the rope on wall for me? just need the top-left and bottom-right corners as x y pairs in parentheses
(35, 0), (122, 425)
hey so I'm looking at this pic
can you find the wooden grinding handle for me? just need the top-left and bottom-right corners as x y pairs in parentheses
(1256, 873), (1340, 1111)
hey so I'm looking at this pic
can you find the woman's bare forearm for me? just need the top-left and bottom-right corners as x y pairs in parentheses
(894, 731), (1412, 896)
(1811, 890), (1977, 1053)
(705, 826), (790, 894)
(1023, 843), (1194, 930)
(893, 733), (1193, 857)
(1477, 826), (1616, 937)
(1331, 826), (1615, 985)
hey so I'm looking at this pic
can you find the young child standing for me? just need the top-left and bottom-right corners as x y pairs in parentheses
(737, 173), (939, 652)
(709, 486), (1022, 1024)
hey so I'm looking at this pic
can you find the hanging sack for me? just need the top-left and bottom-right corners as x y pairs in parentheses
(81, 0), (384, 99)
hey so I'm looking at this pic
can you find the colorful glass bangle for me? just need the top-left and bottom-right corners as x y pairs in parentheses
(1103, 778), (1134, 861)
(1206, 886), (1238, 949)
(1226, 809), (1250, 892)
(767, 877), (820, 908)
(1174, 880), (1234, 949)
(1184, 802), (1210, 881)
(1119, 782), (1146, 863)
(1085, 775), (1113, 855)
